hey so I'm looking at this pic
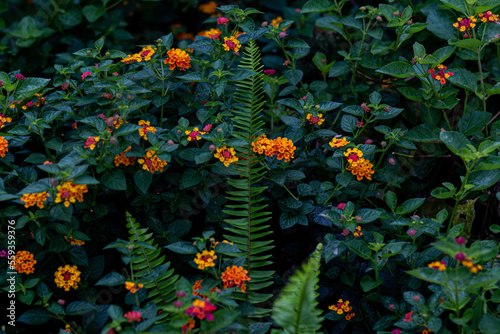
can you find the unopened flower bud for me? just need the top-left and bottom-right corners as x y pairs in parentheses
(174, 300), (182, 308)
(355, 216), (363, 223)
(294, 8), (301, 13)
(376, 16), (382, 21)
(57, 299), (65, 305)
(381, 141), (387, 148)
(262, 21), (268, 27)
(389, 158), (396, 165)
(50, 178), (59, 187)
(455, 237), (467, 245)
(116, 93), (122, 98)
(128, 244), (134, 250)
(407, 229), (416, 237)
(360, 6), (366, 10)
(455, 252), (466, 261)
(176, 129), (182, 134)
(315, 104), (320, 109)
(126, 94), (133, 100)
(106, 118), (114, 127)
(176, 291), (186, 298)
(217, 128), (223, 133)
(209, 144), (216, 152)
(279, 32), (287, 38)
(412, 295), (421, 302)
(105, 51), (110, 56)
(109, 137), (117, 144)
(168, 140), (174, 146)
(86, 50), (91, 55)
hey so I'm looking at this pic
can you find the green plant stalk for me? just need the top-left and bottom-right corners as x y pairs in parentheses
(497, 43), (500, 78)
(261, 161), (299, 200)
(464, 90), (469, 114)
(476, 49), (488, 113)
(447, 160), (476, 233)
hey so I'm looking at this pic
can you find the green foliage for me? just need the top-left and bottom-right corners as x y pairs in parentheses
(126, 212), (179, 315)
(272, 244), (323, 334)
(222, 39), (275, 308)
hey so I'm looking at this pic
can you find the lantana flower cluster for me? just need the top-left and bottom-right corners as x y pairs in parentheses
(214, 146), (239, 167)
(11, 250), (36, 274)
(344, 148), (375, 181)
(125, 281), (144, 294)
(0, 113), (12, 129)
(329, 137), (350, 148)
(65, 236), (85, 246)
(185, 127), (208, 141)
(20, 191), (50, 209)
(428, 64), (454, 85)
(186, 299), (217, 321)
(198, 28), (222, 40)
(306, 113), (325, 125)
(164, 48), (191, 71)
(222, 36), (241, 52)
(114, 146), (136, 167)
(54, 181), (88, 207)
(84, 136), (100, 150)
(221, 265), (251, 292)
(121, 45), (156, 64)
(252, 134), (296, 162)
(138, 150), (168, 173)
(328, 299), (355, 320)
(138, 120), (157, 140)
(194, 250), (217, 270)
(54, 264), (81, 291)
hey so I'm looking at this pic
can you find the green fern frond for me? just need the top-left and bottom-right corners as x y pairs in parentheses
(222, 39), (274, 308)
(126, 212), (178, 321)
(272, 243), (324, 334)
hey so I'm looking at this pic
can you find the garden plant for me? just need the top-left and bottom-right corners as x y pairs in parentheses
(1, 0), (500, 333)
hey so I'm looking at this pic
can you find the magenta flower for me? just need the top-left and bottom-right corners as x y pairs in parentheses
(217, 17), (229, 25)
(455, 252), (466, 261)
(337, 203), (346, 210)
(279, 32), (287, 38)
(391, 330), (401, 334)
(57, 299), (65, 305)
(365, 139), (373, 144)
(81, 71), (92, 80)
(0, 250), (7, 258)
(455, 237), (467, 245)
(124, 311), (142, 323)
(0, 81), (3, 88)
(407, 229), (416, 237)
(341, 229), (349, 236)
(355, 216), (363, 223)
(389, 158), (396, 165)
(203, 124), (212, 132)
(264, 69), (276, 76)
(15, 73), (25, 80)
(113, 72), (118, 76)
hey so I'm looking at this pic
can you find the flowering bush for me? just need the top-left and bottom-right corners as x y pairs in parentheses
(1, 1), (500, 333)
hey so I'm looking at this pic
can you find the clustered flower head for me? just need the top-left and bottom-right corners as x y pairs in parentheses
(121, 45), (156, 64)
(222, 36), (241, 52)
(186, 299), (217, 321)
(198, 1), (217, 14)
(138, 150), (168, 173)
(15, 73), (25, 80)
(478, 11), (499, 23)
(428, 260), (446, 271)
(0, 113), (12, 130)
(81, 71), (92, 80)
(429, 64), (454, 84)
(125, 281), (144, 294)
(138, 120), (157, 140)
(353, 226), (363, 238)
(54, 181), (88, 207)
(328, 299), (355, 320)
(461, 257), (483, 273)
(214, 146), (239, 167)
(221, 265), (251, 292)
(306, 113), (325, 125)
(0, 137), (9, 158)
(453, 16), (477, 38)
(164, 48), (191, 71)
(54, 264), (81, 291)
(185, 127), (207, 141)
(114, 146), (136, 167)
(65, 236), (85, 246)
(252, 134), (296, 162)
(198, 28), (222, 40)
(361, 102), (371, 113)
(329, 137), (350, 148)
(124, 311), (142, 323)
(344, 148), (375, 181)
(194, 250), (217, 270)
(100, 114), (123, 133)
(217, 17), (229, 25)
(264, 69), (276, 75)
(84, 136), (100, 150)
(271, 16), (287, 31)
(11, 250), (36, 274)
(20, 191), (50, 209)
(403, 311), (414, 322)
